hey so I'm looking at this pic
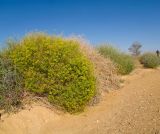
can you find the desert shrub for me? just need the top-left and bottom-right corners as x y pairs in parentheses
(140, 53), (160, 68)
(66, 37), (120, 105)
(0, 55), (23, 112)
(97, 45), (134, 75)
(5, 33), (96, 113)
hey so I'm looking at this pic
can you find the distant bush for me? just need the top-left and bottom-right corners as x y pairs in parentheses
(140, 53), (160, 68)
(128, 41), (142, 56)
(5, 33), (96, 113)
(97, 45), (134, 75)
(0, 56), (23, 112)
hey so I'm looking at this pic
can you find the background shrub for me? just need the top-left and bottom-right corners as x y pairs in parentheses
(97, 45), (134, 75)
(5, 33), (96, 113)
(0, 55), (23, 112)
(140, 52), (160, 68)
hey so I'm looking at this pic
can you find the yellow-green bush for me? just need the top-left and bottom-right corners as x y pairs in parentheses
(97, 45), (134, 75)
(5, 33), (96, 113)
(140, 53), (160, 68)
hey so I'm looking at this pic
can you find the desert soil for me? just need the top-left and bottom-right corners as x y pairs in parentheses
(0, 68), (160, 134)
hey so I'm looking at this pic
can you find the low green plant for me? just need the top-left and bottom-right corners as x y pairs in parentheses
(97, 45), (134, 75)
(5, 33), (96, 113)
(140, 52), (160, 68)
(0, 56), (23, 112)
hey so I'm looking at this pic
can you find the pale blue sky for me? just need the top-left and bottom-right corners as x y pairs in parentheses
(0, 0), (160, 52)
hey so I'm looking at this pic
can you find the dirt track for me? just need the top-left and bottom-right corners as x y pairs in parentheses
(0, 68), (160, 134)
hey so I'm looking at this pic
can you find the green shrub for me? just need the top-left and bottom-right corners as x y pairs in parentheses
(0, 55), (23, 112)
(97, 45), (134, 75)
(5, 33), (96, 113)
(140, 53), (160, 68)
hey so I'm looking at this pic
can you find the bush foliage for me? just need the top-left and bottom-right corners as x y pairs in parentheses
(140, 53), (160, 68)
(0, 55), (23, 112)
(97, 45), (134, 75)
(5, 33), (96, 113)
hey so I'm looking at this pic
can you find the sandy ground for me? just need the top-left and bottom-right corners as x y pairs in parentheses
(0, 68), (160, 134)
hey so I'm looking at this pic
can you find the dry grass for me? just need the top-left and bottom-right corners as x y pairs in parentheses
(67, 36), (120, 104)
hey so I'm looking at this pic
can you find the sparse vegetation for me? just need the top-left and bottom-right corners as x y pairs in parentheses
(0, 55), (24, 112)
(3, 33), (96, 113)
(140, 52), (160, 68)
(97, 45), (134, 75)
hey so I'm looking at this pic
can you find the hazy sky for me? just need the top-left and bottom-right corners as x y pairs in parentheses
(0, 0), (160, 52)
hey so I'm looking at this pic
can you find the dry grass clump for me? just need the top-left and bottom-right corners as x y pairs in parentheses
(97, 45), (135, 75)
(67, 36), (120, 104)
